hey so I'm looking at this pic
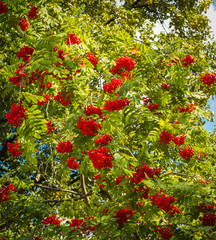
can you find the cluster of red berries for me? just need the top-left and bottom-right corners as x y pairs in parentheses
(147, 103), (158, 112)
(0, 237), (8, 240)
(69, 216), (96, 232)
(56, 141), (73, 153)
(199, 213), (216, 226)
(173, 135), (185, 145)
(45, 121), (55, 133)
(150, 192), (181, 216)
(87, 51), (98, 67)
(109, 56), (135, 77)
(54, 91), (72, 106)
(103, 78), (123, 94)
(6, 103), (28, 127)
(95, 134), (113, 146)
(66, 157), (80, 170)
(182, 54), (195, 67)
(0, 184), (17, 202)
(18, 18), (29, 32)
(28, 69), (50, 88)
(9, 63), (26, 86)
(114, 207), (134, 226)
(17, 46), (34, 62)
(196, 152), (208, 160)
(94, 174), (110, 189)
(161, 57), (179, 68)
(161, 84), (170, 90)
(156, 227), (174, 240)
(7, 142), (22, 156)
(84, 105), (103, 118)
(130, 163), (161, 184)
(142, 97), (151, 105)
(88, 146), (113, 169)
(104, 98), (130, 112)
(178, 104), (195, 113)
(65, 33), (82, 45)
(34, 237), (42, 240)
(27, 6), (39, 19)
(115, 175), (126, 185)
(37, 94), (51, 106)
(134, 185), (150, 200)
(42, 214), (61, 226)
(179, 146), (194, 160)
(0, 1), (8, 14)
(159, 131), (173, 144)
(196, 204), (214, 211)
(77, 117), (102, 136)
(200, 73), (216, 86)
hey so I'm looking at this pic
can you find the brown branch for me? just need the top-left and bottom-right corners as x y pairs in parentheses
(100, 189), (114, 202)
(34, 183), (81, 195)
(104, 17), (115, 26)
(80, 174), (90, 204)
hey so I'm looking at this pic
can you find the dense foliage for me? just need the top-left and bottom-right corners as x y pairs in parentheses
(0, 0), (216, 239)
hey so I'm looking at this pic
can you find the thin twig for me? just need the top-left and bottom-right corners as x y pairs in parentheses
(119, 145), (136, 158)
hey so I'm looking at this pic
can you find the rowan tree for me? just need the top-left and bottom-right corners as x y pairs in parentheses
(0, 0), (216, 240)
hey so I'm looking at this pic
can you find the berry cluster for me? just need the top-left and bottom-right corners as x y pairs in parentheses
(37, 94), (51, 106)
(95, 134), (113, 146)
(56, 141), (73, 154)
(27, 6), (39, 19)
(0, 1), (8, 14)
(65, 33), (82, 45)
(66, 157), (80, 170)
(94, 174), (110, 189)
(103, 78), (123, 94)
(84, 105), (103, 118)
(69, 216), (96, 232)
(196, 152), (208, 160)
(77, 117), (102, 136)
(161, 84), (170, 90)
(200, 73), (216, 86)
(159, 131), (173, 144)
(178, 104), (195, 113)
(134, 185), (150, 200)
(9, 63), (27, 86)
(114, 207), (134, 226)
(109, 56), (135, 77)
(173, 135), (185, 145)
(182, 54), (195, 67)
(17, 46), (34, 62)
(199, 213), (216, 226)
(150, 192), (181, 216)
(45, 121), (55, 133)
(104, 98), (130, 112)
(54, 91), (72, 106)
(42, 214), (61, 226)
(156, 227), (174, 240)
(34, 237), (42, 240)
(88, 146), (113, 169)
(179, 146), (194, 160)
(142, 97), (151, 105)
(115, 175), (126, 185)
(196, 204), (214, 211)
(7, 142), (22, 156)
(19, 18), (29, 32)
(87, 51), (98, 67)
(0, 184), (17, 202)
(6, 103), (27, 127)
(130, 163), (161, 184)
(147, 103), (158, 112)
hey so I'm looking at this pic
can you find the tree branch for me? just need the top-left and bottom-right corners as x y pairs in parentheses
(41, 193), (92, 203)
(80, 174), (90, 204)
(34, 183), (81, 195)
